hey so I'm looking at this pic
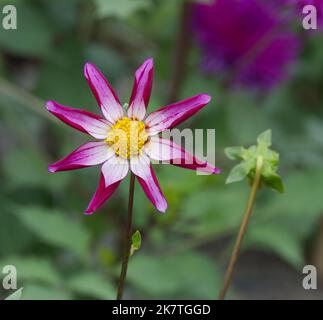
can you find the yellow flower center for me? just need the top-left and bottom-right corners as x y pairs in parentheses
(105, 117), (148, 159)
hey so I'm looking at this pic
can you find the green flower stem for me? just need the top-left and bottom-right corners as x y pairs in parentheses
(219, 155), (264, 300)
(116, 173), (135, 300)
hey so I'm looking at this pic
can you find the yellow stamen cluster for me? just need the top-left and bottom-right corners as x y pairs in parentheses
(105, 117), (148, 159)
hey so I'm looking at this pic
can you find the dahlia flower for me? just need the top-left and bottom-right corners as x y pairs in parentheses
(191, 0), (300, 89)
(46, 58), (220, 214)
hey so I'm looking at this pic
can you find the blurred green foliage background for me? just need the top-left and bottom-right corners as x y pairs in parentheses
(0, 0), (323, 300)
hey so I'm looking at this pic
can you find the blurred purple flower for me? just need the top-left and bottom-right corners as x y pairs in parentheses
(191, 0), (300, 90)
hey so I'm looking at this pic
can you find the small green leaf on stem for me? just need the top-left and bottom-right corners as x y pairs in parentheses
(264, 173), (284, 193)
(226, 162), (252, 184)
(257, 129), (272, 147)
(224, 146), (246, 161)
(225, 129), (284, 193)
(130, 230), (141, 256)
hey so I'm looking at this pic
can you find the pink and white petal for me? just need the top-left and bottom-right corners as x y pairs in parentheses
(145, 137), (221, 174)
(85, 174), (120, 215)
(145, 94), (211, 135)
(48, 141), (114, 172)
(130, 154), (167, 213)
(127, 58), (154, 120)
(144, 136), (182, 161)
(101, 154), (129, 187)
(84, 62), (124, 123)
(46, 101), (110, 139)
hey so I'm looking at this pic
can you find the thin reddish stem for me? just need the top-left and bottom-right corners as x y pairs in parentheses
(116, 173), (135, 300)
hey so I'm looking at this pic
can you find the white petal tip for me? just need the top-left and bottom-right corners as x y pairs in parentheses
(45, 100), (56, 111)
(48, 166), (57, 173)
(156, 202), (167, 213)
(144, 57), (153, 65)
(84, 61), (94, 69)
(83, 62), (95, 78)
(200, 94), (212, 104)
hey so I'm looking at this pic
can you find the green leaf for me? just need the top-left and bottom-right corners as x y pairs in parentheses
(5, 288), (23, 300)
(21, 284), (72, 300)
(224, 146), (245, 160)
(264, 173), (284, 193)
(225, 129), (283, 189)
(226, 162), (252, 184)
(257, 129), (272, 147)
(15, 207), (91, 260)
(95, 0), (150, 19)
(130, 230), (141, 256)
(0, 257), (60, 285)
(67, 272), (115, 300)
(128, 253), (220, 299)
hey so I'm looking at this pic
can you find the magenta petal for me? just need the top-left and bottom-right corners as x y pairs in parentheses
(48, 141), (114, 172)
(84, 62), (124, 123)
(85, 174), (120, 214)
(130, 154), (167, 213)
(145, 137), (220, 174)
(145, 94), (211, 135)
(46, 101), (111, 139)
(127, 58), (154, 120)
